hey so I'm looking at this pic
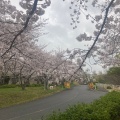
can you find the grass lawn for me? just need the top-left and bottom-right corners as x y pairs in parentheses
(0, 86), (64, 108)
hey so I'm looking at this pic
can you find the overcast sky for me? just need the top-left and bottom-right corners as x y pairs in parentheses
(10, 0), (105, 73)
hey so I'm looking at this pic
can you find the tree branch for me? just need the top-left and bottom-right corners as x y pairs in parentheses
(69, 0), (115, 80)
(1, 0), (39, 57)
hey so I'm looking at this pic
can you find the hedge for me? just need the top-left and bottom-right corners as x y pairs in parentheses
(46, 91), (120, 120)
(0, 84), (43, 88)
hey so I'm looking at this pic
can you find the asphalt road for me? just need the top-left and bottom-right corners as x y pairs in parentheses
(0, 85), (107, 120)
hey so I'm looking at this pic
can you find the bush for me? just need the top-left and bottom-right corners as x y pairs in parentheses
(107, 86), (112, 89)
(0, 75), (10, 85)
(0, 84), (17, 88)
(110, 103), (120, 120)
(0, 84), (44, 88)
(46, 91), (120, 120)
(26, 84), (43, 87)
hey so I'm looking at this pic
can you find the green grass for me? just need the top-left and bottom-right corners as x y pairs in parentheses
(0, 86), (64, 108)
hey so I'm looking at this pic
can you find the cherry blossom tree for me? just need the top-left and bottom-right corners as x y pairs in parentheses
(1, 0), (118, 88)
(62, 0), (119, 77)
(0, 0), (51, 56)
(0, 0), (51, 88)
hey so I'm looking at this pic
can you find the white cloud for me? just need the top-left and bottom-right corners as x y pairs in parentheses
(10, 0), (23, 10)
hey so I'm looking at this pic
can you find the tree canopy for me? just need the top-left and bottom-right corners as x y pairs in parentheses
(1, 0), (120, 88)
(107, 67), (120, 76)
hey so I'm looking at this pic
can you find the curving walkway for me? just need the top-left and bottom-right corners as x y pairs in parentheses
(0, 85), (107, 120)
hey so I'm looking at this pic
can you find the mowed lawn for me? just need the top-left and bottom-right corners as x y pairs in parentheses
(0, 86), (64, 108)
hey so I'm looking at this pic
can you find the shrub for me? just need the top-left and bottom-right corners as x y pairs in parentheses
(0, 84), (17, 88)
(26, 84), (43, 87)
(0, 75), (10, 84)
(107, 86), (112, 89)
(110, 103), (120, 120)
(46, 91), (120, 120)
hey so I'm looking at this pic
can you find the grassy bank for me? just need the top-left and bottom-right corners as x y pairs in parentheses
(0, 85), (64, 108)
(46, 91), (120, 120)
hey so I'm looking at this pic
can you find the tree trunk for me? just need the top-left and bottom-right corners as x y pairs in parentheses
(44, 79), (48, 90)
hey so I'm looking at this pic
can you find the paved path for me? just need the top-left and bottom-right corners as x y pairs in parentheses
(0, 85), (107, 120)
